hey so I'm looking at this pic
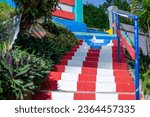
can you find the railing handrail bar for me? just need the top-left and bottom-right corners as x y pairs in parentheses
(113, 10), (136, 19)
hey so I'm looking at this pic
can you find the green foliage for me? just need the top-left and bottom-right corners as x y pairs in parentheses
(13, 0), (58, 31)
(0, 2), (15, 40)
(139, 50), (150, 96)
(131, 0), (150, 33)
(0, 2), (14, 23)
(83, 4), (109, 30)
(83, 0), (131, 30)
(15, 21), (78, 63)
(0, 42), (52, 100)
(103, 0), (130, 11)
(130, 0), (150, 55)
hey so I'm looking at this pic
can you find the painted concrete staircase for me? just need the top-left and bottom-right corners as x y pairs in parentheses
(32, 39), (136, 100)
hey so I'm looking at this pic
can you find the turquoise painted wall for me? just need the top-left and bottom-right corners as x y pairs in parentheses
(74, 0), (83, 23)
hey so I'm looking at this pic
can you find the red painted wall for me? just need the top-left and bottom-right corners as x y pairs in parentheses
(59, 0), (75, 6)
(52, 9), (75, 20)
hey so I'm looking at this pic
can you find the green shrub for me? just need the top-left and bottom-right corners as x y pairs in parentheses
(0, 42), (52, 100)
(0, 2), (14, 23)
(140, 50), (150, 96)
(0, 2), (15, 41)
(15, 21), (78, 63)
(13, 0), (58, 31)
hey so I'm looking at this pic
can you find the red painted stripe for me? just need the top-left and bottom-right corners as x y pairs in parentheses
(115, 77), (133, 83)
(48, 72), (62, 80)
(60, 59), (68, 65)
(112, 46), (124, 51)
(77, 81), (96, 92)
(113, 62), (128, 70)
(59, 0), (75, 6)
(82, 67), (97, 75)
(116, 83), (135, 92)
(54, 65), (65, 72)
(41, 78), (58, 90)
(74, 93), (95, 100)
(118, 94), (135, 100)
(63, 56), (72, 60)
(112, 40), (123, 47)
(45, 71), (132, 83)
(86, 57), (99, 61)
(114, 69), (130, 77)
(89, 49), (100, 53)
(52, 9), (75, 20)
(79, 74), (96, 81)
(87, 52), (99, 57)
(116, 30), (135, 60)
(83, 61), (98, 68)
(65, 51), (75, 56)
(32, 92), (51, 100)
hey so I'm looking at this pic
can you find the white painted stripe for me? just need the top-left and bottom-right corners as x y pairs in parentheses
(58, 3), (73, 12)
(57, 80), (116, 92)
(96, 93), (118, 100)
(52, 92), (74, 100)
(67, 60), (83, 66)
(98, 47), (113, 69)
(60, 73), (115, 83)
(71, 56), (86, 61)
(97, 69), (114, 76)
(96, 82), (116, 92)
(98, 62), (113, 69)
(106, 40), (114, 46)
(96, 75), (115, 83)
(61, 73), (79, 81)
(57, 80), (77, 91)
(65, 66), (82, 74)
(74, 52), (87, 57)
(51, 92), (119, 100)
(64, 66), (115, 75)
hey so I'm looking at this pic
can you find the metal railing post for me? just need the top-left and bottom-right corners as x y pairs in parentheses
(116, 14), (121, 62)
(134, 16), (140, 100)
(112, 12), (115, 34)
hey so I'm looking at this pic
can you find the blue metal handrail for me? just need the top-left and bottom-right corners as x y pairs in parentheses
(112, 10), (140, 100)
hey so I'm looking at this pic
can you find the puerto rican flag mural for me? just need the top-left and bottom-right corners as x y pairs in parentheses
(52, 0), (83, 22)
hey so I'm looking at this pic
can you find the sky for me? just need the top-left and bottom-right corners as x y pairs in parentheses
(83, 0), (106, 6)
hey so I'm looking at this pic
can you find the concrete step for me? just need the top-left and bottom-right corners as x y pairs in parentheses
(62, 56), (126, 63)
(32, 91), (136, 100)
(59, 60), (128, 70)
(46, 71), (133, 83)
(54, 65), (131, 76)
(41, 80), (135, 93)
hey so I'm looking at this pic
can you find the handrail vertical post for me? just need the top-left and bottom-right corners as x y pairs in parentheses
(134, 16), (140, 100)
(112, 12), (115, 34)
(116, 14), (121, 62)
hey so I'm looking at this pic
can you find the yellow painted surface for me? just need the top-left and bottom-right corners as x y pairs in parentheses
(106, 29), (113, 34)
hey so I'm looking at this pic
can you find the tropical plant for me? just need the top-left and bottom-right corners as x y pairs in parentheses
(130, 0), (150, 55)
(0, 2), (14, 23)
(139, 50), (150, 97)
(0, 2), (15, 41)
(0, 42), (52, 100)
(15, 21), (78, 64)
(13, 0), (59, 32)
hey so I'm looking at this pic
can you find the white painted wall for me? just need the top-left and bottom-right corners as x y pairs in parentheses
(58, 3), (73, 12)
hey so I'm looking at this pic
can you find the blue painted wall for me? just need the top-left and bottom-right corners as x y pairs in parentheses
(53, 17), (87, 32)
